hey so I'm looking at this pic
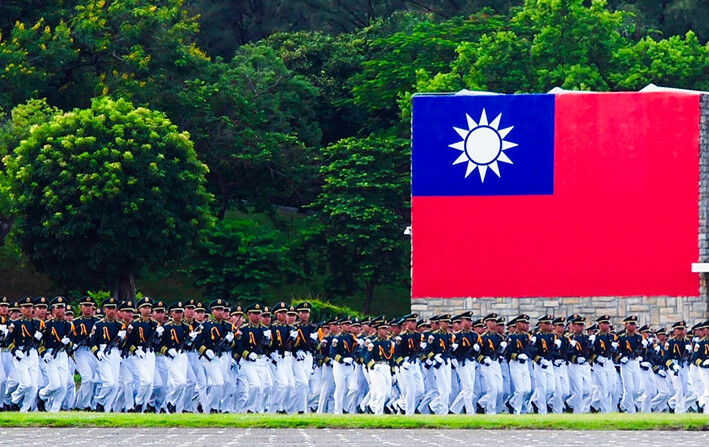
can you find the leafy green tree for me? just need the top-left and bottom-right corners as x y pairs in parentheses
(190, 218), (295, 301)
(3, 96), (212, 299)
(176, 44), (321, 217)
(308, 135), (410, 313)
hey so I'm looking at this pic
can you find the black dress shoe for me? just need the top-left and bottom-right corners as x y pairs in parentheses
(167, 403), (176, 414)
(9, 403), (20, 412)
(96, 403), (105, 413)
(36, 397), (46, 412)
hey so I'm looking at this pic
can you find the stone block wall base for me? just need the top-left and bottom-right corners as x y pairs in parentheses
(411, 296), (709, 328)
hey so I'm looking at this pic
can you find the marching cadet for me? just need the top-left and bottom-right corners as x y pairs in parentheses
(89, 297), (126, 413)
(688, 322), (705, 413)
(506, 315), (532, 414)
(7, 297), (44, 411)
(127, 297), (161, 412)
(450, 311), (481, 415)
(364, 321), (394, 414)
(234, 303), (269, 413)
(664, 320), (691, 413)
(36, 296), (74, 412)
(71, 296), (97, 411)
(195, 299), (231, 413)
(394, 313), (423, 415)
(416, 315), (438, 414)
(550, 317), (571, 414)
(647, 327), (672, 412)
(478, 313), (505, 414)
(148, 300), (169, 413)
(113, 300), (137, 413)
(691, 320), (709, 413)
(636, 324), (656, 413)
(160, 301), (190, 413)
(269, 302), (296, 414)
(0, 297), (15, 410)
(566, 314), (592, 413)
(330, 316), (357, 414)
(424, 314), (454, 415)
(291, 302), (317, 414)
(617, 315), (645, 413)
(315, 319), (335, 414)
(529, 315), (557, 414)
(185, 301), (208, 413)
(590, 314), (618, 413)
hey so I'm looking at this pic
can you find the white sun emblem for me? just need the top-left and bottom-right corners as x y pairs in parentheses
(448, 109), (518, 182)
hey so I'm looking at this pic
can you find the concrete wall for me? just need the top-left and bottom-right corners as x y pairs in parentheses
(410, 94), (709, 328)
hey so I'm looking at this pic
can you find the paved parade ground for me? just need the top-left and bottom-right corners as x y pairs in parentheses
(2, 428), (709, 447)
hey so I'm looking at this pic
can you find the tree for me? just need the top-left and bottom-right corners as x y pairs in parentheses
(190, 218), (295, 301)
(308, 135), (410, 313)
(3, 96), (212, 299)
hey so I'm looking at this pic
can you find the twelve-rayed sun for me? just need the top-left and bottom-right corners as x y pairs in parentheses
(449, 109), (517, 182)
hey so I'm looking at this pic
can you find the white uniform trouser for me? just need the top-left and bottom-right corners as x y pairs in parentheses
(689, 364), (704, 410)
(200, 355), (224, 412)
(650, 372), (672, 411)
(165, 352), (188, 410)
(368, 363), (392, 414)
(39, 351), (70, 412)
(114, 355), (134, 412)
(638, 365), (657, 412)
(592, 357), (615, 413)
(619, 358), (642, 413)
(499, 360), (511, 413)
(479, 360), (503, 414)
(530, 361), (555, 414)
(187, 351), (208, 412)
(397, 360), (420, 415)
(552, 362), (570, 413)
(133, 351), (156, 408)
(240, 356), (265, 413)
(291, 352), (313, 413)
(567, 363), (592, 413)
(417, 363), (438, 413)
(308, 364), (322, 411)
(73, 347), (96, 409)
(316, 363), (334, 413)
(669, 365), (689, 413)
(699, 366), (709, 413)
(428, 360), (452, 415)
(450, 360), (476, 414)
(332, 361), (357, 414)
(271, 353), (295, 412)
(508, 359), (532, 414)
(150, 355), (168, 411)
(2, 350), (18, 406)
(11, 349), (40, 412)
(95, 347), (121, 412)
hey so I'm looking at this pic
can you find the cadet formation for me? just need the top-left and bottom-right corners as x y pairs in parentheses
(0, 295), (708, 415)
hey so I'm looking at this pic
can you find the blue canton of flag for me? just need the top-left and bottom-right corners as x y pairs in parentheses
(412, 94), (555, 197)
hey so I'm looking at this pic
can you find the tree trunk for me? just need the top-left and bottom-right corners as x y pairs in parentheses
(0, 216), (14, 246)
(363, 280), (375, 314)
(115, 273), (137, 301)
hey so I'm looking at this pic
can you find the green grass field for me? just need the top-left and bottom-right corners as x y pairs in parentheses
(0, 412), (707, 430)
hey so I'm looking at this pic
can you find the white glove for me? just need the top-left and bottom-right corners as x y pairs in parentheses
(483, 357), (492, 366)
(637, 356), (644, 362)
(342, 357), (353, 365)
(43, 353), (52, 363)
(641, 339), (648, 348)
(542, 358), (552, 368)
(693, 337), (699, 344)
(425, 359), (433, 367)
(225, 332), (234, 343)
(577, 356), (586, 364)
(319, 338), (328, 347)
(589, 335), (596, 344)
(654, 345), (661, 353)
(0, 325), (8, 337)
(189, 331), (199, 340)
(96, 351), (104, 361)
(434, 353), (444, 364)
(620, 356), (629, 364)
(499, 341), (508, 350)
(451, 343), (459, 351)
(14, 350), (25, 360)
(117, 330), (127, 340)
(702, 359), (709, 368)
(672, 363), (680, 373)
(248, 352), (257, 361)
(569, 339), (578, 348)
(204, 349), (215, 361)
(518, 353), (529, 361)
(554, 339), (562, 348)
(296, 350), (306, 361)
(356, 338), (365, 347)
(420, 342), (428, 349)
(427, 335), (435, 343)
(473, 343), (480, 352)
(611, 341), (619, 350)
(61, 336), (71, 346)
(530, 336), (537, 344)
(34, 331), (43, 341)
(270, 352), (279, 362)
(168, 348), (177, 359)
(263, 329), (272, 339)
(155, 326), (164, 336)
(658, 370), (667, 378)
(685, 343), (692, 351)
(640, 361), (652, 370)
(401, 360), (411, 370)
(135, 347), (145, 359)
(451, 358), (459, 368)
(554, 359), (564, 367)
(289, 330), (299, 340)
(309, 332), (319, 341)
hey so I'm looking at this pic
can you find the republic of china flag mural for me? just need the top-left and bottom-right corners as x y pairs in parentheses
(411, 91), (700, 299)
